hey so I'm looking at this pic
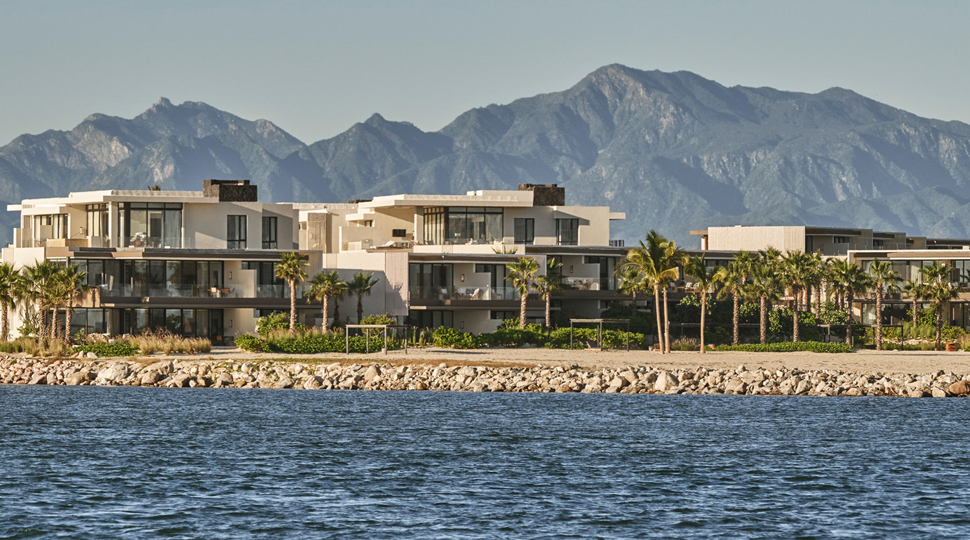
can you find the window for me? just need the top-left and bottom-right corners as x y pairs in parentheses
(31, 214), (67, 245)
(392, 229), (407, 238)
(262, 216), (278, 249)
(86, 204), (107, 239)
(119, 203), (182, 248)
(556, 218), (579, 246)
(227, 215), (247, 249)
(872, 239), (885, 249)
(423, 206), (503, 245)
(833, 236), (849, 244)
(491, 310), (517, 320)
(514, 218), (534, 245)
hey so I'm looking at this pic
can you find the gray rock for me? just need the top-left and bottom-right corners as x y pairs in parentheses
(28, 373), (46, 385)
(171, 373), (192, 387)
(46, 372), (57, 385)
(363, 365), (381, 382)
(932, 387), (949, 398)
(949, 380), (970, 396)
(64, 369), (94, 385)
(85, 352), (98, 359)
(141, 371), (164, 385)
(96, 363), (129, 384)
(303, 376), (323, 390)
(654, 371), (679, 392)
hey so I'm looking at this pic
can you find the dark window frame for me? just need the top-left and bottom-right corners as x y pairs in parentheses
(228, 215), (247, 249)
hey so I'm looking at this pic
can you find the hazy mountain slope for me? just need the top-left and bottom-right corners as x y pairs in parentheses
(6, 65), (970, 247)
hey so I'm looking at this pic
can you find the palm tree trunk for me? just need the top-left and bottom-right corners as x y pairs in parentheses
(545, 292), (551, 329)
(65, 297), (73, 345)
(357, 294), (364, 324)
(845, 291), (854, 346)
(792, 294), (800, 342)
(815, 284), (822, 318)
(805, 286), (812, 313)
(663, 287), (671, 353)
(322, 295), (330, 333)
(875, 285), (883, 351)
(37, 301), (46, 342)
(911, 298), (918, 339)
(653, 281), (664, 354)
(732, 287), (740, 346)
(49, 305), (58, 342)
(519, 293), (527, 329)
(1, 300), (8, 342)
(699, 291), (706, 354)
(289, 280), (297, 331)
(760, 296), (767, 344)
(936, 301), (943, 351)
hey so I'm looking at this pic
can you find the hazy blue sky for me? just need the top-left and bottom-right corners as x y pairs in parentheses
(1, 0), (968, 145)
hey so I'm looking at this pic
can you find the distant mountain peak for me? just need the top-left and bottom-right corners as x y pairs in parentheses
(156, 97), (173, 108)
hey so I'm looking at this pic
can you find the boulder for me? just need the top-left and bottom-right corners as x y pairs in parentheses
(28, 373), (46, 385)
(141, 360), (173, 376)
(932, 387), (949, 398)
(948, 380), (970, 396)
(215, 373), (234, 387)
(46, 372), (57, 385)
(363, 365), (382, 382)
(64, 369), (94, 386)
(274, 376), (294, 389)
(654, 371), (679, 392)
(96, 363), (129, 384)
(303, 376), (323, 390)
(141, 371), (165, 385)
(85, 352), (98, 359)
(170, 373), (192, 387)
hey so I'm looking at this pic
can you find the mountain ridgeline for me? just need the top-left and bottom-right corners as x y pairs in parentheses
(5, 65), (970, 247)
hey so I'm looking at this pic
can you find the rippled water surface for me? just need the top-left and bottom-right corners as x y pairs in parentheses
(2, 387), (969, 539)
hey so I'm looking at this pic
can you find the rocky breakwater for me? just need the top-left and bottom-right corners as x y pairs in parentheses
(3, 357), (970, 398)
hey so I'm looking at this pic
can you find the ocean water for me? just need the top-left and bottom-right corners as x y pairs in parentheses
(1, 387), (969, 539)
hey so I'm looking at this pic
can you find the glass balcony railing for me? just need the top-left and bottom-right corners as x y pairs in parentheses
(409, 285), (518, 301)
(101, 284), (237, 298)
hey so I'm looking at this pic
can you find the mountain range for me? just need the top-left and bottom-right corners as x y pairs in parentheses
(4, 64), (970, 247)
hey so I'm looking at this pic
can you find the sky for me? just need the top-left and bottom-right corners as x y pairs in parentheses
(2, 0), (969, 146)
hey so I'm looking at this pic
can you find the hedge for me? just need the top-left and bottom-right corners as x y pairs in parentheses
(714, 341), (853, 353)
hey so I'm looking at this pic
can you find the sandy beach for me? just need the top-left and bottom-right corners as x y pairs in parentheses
(139, 346), (970, 376)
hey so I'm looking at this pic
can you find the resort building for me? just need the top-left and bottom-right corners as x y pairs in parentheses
(692, 224), (970, 332)
(2, 181), (630, 340)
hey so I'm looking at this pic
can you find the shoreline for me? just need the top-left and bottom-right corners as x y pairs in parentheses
(4, 347), (970, 397)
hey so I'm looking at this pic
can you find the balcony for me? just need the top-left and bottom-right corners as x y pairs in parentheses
(409, 285), (518, 302)
(102, 284), (239, 298)
(562, 277), (602, 291)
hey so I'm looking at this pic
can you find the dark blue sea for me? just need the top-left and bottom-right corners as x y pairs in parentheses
(1, 387), (969, 539)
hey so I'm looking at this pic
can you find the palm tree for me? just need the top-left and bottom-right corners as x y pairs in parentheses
(0, 263), (18, 342)
(685, 255), (722, 353)
(807, 251), (829, 318)
(830, 260), (870, 347)
(60, 264), (89, 344)
(347, 272), (379, 324)
(306, 270), (347, 333)
(746, 263), (782, 344)
(715, 251), (754, 346)
(616, 266), (649, 308)
(920, 261), (956, 351)
(780, 250), (812, 342)
(22, 260), (61, 342)
(505, 257), (539, 329)
(868, 259), (901, 351)
(534, 258), (563, 329)
(275, 251), (308, 331)
(902, 278), (926, 338)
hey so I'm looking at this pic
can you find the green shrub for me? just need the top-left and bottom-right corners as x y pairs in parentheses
(235, 334), (267, 352)
(432, 327), (477, 349)
(544, 327), (646, 349)
(74, 341), (139, 357)
(256, 312), (290, 337)
(714, 341), (853, 353)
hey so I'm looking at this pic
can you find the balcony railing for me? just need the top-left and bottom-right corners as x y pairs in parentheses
(562, 277), (602, 291)
(409, 285), (518, 301)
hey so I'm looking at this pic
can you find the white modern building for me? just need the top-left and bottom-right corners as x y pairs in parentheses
(3, 181), (630, 339)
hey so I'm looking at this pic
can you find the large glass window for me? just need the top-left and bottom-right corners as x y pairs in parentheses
(228, 215), (247, 249)
(81, 259), (223, 297)
(409, 263), (454, 299)
(584, 256), (618, 290)
(556, 218), (579, 246)
(423, 207), (503, 245)
(262, 216), (278, 249)
(408, 310), (453, 329)
(242, 261), (284, 297)
(122, 308), (222, 339)
(31, 214), (67, 246)
(86, 204), (107, 240)
(119, 203), (182, 248)
(514, 218), (535, 245)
